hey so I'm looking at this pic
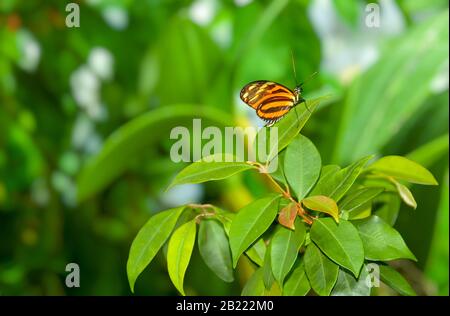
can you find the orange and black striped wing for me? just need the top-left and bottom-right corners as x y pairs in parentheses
(240, 80), (296, 126)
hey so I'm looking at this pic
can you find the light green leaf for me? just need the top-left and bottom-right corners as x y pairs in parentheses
(241, 268), (282, 296)
(254, 97), (326, 163)
(380, 265), (416, 296)
(391, 178), (417, 209)
(168, 158), (256, 190)
(198, 219), (234, 283)
(302, 195), (339, 223)
(304, 243), (339, 296)
(229, 194), (281, 267)
(367, 155), (438, 185)
(284, 134), (321, 200)
(77, 105), (232, 201)
(283, 261), (310, 296)
(310, 218), (364, 276)
(353, 215), (417, 261)
(339, 187), (384, 213)
(311, 156), (373, 202)
(374, 193), (401, 226)
(271, 218), (306, 284)
(331, 266), (371, 296)
(245, 238), (266, 267)
(167, 219), (197, 296)
(309, 165), (341, 196)
(127, 206), (185, 292)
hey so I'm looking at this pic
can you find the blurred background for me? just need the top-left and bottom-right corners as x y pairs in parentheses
(0, 0), (448, 295)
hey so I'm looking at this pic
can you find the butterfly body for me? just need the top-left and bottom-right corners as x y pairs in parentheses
(240, 80), (305, 126)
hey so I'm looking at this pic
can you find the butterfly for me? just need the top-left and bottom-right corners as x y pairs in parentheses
(240, 80), (306, 127)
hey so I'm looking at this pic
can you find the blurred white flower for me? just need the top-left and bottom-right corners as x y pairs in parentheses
(308, 0), (404, 84)
(102, 6), (129, 30)
(71, 114), (102, 154)
(88, 47), (114, 81)
(160, 183), (204, 208)
(189, 0), (216, 26)
(430, 61), (449, 94)
(17, 30), (41, 72)
(234, 0), (253, 6)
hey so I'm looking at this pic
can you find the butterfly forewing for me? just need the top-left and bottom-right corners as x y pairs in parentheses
(240, 80), (296, 125)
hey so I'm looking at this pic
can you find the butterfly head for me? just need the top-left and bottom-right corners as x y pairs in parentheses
(294, 85), (303, 102)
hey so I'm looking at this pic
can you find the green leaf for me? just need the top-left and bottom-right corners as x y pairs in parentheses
(127, 206), (185, 292)
(333, 11), (449, 162)
(302, 195), (339, 223)
(391, 178), (417, 209)
(406, 133), (449, 168)
(245, 238), (266, 267)
(168, 158), (256, 190)
(241, 268), (266, 296)
(374, 193), (401, 226)
(310, 218), (364, 276)
(254, 97), (326, 163)
(353, 215), (417, 261)
(331, 267), (371, 296)
(77, 105), (232, 201)
(367, 155), (438, 185)
(229, 194), (281, 267)
(271, 218), (306, 284)
(311, 156), (373, 202)
(309, 164), (341, 196)
(198, 219), (234, 283)
(167, 219), (197, 296)
(304, 243), (339, 296)
(284, 134), (321, 199)
(262, 242), (275, 289)
(339, 187), (384, 213)
(380, 265), (416, 296)
(283, 261), (310, 296)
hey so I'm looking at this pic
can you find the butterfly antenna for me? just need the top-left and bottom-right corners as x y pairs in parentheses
(291, 49), (299, 87)
(301, 71), (318, 87)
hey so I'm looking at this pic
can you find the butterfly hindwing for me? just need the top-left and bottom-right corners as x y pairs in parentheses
(240, 80), (296, 125)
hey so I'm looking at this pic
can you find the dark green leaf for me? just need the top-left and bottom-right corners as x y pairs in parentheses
(304, 243), (339, 296)
(380, 265), (416, 296)
(331, 266), (371, 296)
(270, 218), (306, 284)
(353, 215), (417, 261)
(229, 194), (281, 267)
(283, 261), (310, 296)
(310, 218), (364, 276)
(198, 219), (234, 283)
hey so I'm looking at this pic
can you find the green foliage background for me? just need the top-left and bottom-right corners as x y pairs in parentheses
(0, 0), (448, 295)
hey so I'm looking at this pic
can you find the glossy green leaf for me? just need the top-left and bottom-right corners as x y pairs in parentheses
(380, 265), (416, 296)
(284, 134), (321, 199)
(302, 195), (339, 223)
(271, 219), (306, 284)
(310, 156), (372, 202)
(310, 218), (364, 276)
(127, 206), (185, 292)
(167, 219), (197, 296)
(77, 105), (232, 201)
(254, 97), (325, 163)
(353, 215), (417, 261)
(331, 266), (371, 296)
(339, 187), (384, 213)
(241, 268), (282, 296)
(304, 243), (339, 296)
(309, 165), (341, 196)
(168, 158), (256, 190)
(229, 194), (281, 267)
(245, 238), (266, 267)
(283, 261), (310, 296)
(368, 155), (438, 185)
(262, 242), (275, 289)
(198, 219), (234, 283)
(374, 193), (401, 226)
